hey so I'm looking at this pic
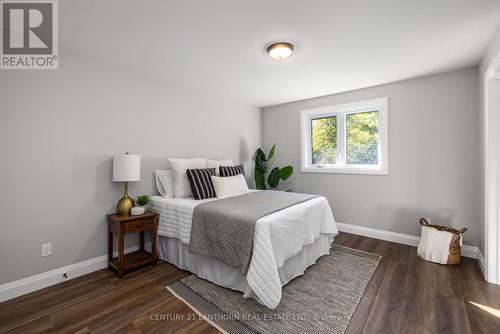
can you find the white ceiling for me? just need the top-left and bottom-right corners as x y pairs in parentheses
(60, 0), (500, 107)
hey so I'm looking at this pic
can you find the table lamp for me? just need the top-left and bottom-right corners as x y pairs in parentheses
(113, 152), (141, 215)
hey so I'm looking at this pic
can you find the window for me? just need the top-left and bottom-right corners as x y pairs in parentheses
(300, 97), (388, 174)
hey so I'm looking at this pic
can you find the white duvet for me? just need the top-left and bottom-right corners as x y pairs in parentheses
(150, 192), (338, 308)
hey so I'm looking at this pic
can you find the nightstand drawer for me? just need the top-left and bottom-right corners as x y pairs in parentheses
(124, 219), (154, 233)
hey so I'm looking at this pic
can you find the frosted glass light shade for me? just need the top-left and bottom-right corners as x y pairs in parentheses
(267, 42), (295, 60)
(113, 154), (141, 182)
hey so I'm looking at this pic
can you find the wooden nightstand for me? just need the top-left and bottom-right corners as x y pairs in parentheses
(107, 211), (158, 277)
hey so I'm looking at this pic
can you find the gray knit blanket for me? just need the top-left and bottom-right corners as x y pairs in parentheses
(189, 190), (318, 275)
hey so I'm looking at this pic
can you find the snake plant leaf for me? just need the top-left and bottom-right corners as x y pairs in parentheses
(255, 148), (267, 173)
(278, 165), (294, 180)
(268, 167), (280, 188)
(255, 168), (267, 190)
(267, 144), (276, 161)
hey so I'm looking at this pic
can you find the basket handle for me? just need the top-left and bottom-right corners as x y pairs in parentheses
(419, 217), (430, 226)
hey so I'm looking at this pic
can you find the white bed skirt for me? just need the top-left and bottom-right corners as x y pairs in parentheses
(158, 234), (334, 303)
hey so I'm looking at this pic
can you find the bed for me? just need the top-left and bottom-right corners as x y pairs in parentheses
(149, 190), (338, 309)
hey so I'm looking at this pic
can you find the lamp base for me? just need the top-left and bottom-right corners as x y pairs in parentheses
(117, 194), (134, 216)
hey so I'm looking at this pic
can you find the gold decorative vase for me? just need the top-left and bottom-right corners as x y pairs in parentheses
(116, 182), (134, 215)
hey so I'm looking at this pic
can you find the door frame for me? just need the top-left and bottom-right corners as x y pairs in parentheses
(484, 52), (500, 285)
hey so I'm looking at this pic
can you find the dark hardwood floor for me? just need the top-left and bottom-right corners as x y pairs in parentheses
(1, 233), (499, 333)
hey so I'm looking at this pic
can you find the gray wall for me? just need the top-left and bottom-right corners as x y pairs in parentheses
(0, 48), (261, 284)
(262, 67), (480, 246)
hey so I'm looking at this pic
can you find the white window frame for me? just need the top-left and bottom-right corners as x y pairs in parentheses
(300, 97), (388, 175)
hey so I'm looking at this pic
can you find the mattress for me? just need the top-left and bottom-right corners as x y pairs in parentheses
(149, 195), (216, 243)
(149, 192), (338, 308)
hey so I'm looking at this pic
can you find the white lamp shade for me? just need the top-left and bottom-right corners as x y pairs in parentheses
(113, 154), (141, 182)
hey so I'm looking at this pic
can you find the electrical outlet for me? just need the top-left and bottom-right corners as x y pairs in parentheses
(41, 243), (52, 257)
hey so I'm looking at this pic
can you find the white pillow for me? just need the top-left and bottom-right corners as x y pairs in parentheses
(155, 170), (174, 197)
(211, 174), (249, 199)
(168, 158), (207, 197)
(206, 159), (234, 176)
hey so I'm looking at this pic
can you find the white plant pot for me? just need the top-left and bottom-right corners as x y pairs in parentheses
(131, 206), (145, 216)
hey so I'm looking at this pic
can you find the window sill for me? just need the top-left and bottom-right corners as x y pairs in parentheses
(301, 166), (388, 175)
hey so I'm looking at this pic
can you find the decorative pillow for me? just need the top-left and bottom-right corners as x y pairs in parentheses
(167, 158), (207, 197)
(206, 159), (234, 176)
(219, 164), (245, 177)
(211, 174), (249, 199)
(186, 168), (217, 200)
(155, 170), (174, 197)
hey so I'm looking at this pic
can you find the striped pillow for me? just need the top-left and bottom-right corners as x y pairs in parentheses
(219, 164), (245, 177)
(186, 168), (217, 200)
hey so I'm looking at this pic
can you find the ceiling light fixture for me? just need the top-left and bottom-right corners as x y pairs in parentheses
(267, 42), (295, 60)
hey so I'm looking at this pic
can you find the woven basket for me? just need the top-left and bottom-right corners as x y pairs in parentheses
(419, 218), (467, 265)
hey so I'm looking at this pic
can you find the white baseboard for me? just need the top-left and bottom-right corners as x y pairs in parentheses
(336, 222), (479, 259)
(477, 249), (486, 277)
(0, 243), (151, 303)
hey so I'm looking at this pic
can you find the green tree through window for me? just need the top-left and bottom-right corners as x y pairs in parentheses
(311, 116), (337, 164)
(346, 111), (378, 164)
(311, 111), (379, 165)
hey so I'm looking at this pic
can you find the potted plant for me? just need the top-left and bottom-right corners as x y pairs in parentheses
(131, 195), (150, 215)
(254, 144), (293, 190)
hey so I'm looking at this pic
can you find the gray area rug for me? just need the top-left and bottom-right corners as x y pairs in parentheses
(167, 245), (380, 334)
